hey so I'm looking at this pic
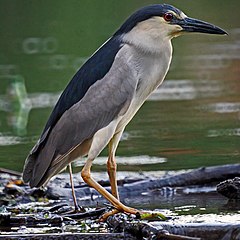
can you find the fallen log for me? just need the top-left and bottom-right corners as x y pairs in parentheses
(47, 164), (240, 202)
(0, 168), (22, 177)
(155, 222), (240, 240)
(107, 215), (200, 240)
(107, 215), (240, 240)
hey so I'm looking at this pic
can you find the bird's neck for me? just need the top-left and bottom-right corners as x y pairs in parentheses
(121, 17), (174, 55)
(122, 41), (173, 101)
(122, 32), (172, 55)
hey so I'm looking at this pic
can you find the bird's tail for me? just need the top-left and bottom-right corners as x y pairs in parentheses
(22, 139), (57, 188)
(22, 153), (37, 184)
(22, 145), (70, 188)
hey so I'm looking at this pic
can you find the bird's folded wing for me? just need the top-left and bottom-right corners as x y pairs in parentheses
(24, 45), (139, 187)
(22, 36), (122, 184)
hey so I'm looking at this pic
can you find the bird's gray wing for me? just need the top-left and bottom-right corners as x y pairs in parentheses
(26, 45), (138, 187)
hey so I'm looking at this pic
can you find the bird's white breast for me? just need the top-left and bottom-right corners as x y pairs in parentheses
(116, 42), (172, 130)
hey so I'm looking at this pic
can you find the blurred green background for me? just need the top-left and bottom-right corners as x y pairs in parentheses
(0, 0), (239, 173)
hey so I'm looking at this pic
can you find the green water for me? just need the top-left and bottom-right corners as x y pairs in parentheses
(0, 0), (239, 173)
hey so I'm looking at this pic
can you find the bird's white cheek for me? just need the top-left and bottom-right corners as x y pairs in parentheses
(162, 24), (183, 39)
(168, 25), (183, 38)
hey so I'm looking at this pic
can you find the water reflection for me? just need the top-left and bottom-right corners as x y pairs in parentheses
(0, 76), (225, 141)
(0, 133), (23, 146)
(0, 75), (59, 139)
(74, 156), (166, 167)
(150, 79), (222, 100)
(208, 128), (240, 137)
(203, 102), (240, 113)
(22, 37), (58, 55)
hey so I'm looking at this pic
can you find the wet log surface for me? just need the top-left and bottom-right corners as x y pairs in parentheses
(153, 222), (240, 240)
(108, 215), (240, 240)
(1, 163), (240, 240)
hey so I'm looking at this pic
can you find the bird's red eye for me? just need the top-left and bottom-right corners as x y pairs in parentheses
(164, 13), (173, 22)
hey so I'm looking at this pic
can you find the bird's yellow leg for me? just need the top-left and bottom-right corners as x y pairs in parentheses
(81, 158), (138, 215)
(81, 159), (167, 221)
(104, 133), (122, 219)
(104, 153), (121, 220)
(107, 148), (119, 200)
(68, 163), (80, 212)
(106, 130), (124, 200)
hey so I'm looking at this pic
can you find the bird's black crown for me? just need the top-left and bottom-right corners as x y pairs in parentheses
(114, 4), (181, 36)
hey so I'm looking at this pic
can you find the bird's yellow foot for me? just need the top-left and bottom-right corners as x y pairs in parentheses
(100, 209), (120, 221)
(100, 205), (139, 221)
(100, 208), (167, 221)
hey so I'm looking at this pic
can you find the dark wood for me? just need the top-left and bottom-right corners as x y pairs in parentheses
(0, 233), (135, 240)
(217, 177), (240, 199)
(108, 215), (240, 240)
(0, 208), (107, 228)
(158, 222), (240, 240)
(107, 215), (201, 240)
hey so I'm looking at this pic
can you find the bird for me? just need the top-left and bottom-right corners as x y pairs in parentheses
(22, 4), (227, 219)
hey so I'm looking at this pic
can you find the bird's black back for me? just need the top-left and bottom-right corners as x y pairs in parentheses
(35, 36), (123, 153)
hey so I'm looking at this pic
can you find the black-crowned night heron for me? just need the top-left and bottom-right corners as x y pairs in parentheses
(23, 4), (226, 219)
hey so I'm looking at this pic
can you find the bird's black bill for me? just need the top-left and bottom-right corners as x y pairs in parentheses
(179, 17), (227, 35)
